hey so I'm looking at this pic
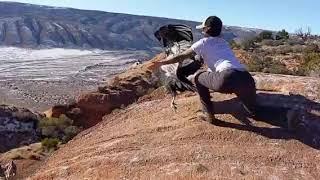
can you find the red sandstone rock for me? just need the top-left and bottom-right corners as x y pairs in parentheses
(43, 53), (320, 129)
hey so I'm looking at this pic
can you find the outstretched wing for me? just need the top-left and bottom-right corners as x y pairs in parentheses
(154, 24), (203, 93)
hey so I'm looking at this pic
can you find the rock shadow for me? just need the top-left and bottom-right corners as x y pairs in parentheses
(212, 92), (320, 150)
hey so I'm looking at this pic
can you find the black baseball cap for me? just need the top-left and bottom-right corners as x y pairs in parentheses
(196, 16), (222, 30)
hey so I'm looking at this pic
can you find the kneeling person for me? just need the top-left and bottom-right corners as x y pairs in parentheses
(149, 16), (256, 123)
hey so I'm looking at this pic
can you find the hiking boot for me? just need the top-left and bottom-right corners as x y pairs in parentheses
(197, 111), (215, 124)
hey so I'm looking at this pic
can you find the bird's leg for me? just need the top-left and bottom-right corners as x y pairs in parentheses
(171, 95), (177, 112)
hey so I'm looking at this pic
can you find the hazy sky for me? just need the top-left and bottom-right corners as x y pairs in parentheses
(1, 0), (319, 33)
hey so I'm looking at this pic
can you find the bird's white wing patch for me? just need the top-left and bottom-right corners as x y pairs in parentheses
(161, 63), (179, 77)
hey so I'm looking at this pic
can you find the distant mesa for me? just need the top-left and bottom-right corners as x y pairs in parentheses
(0, 2), (262, 50)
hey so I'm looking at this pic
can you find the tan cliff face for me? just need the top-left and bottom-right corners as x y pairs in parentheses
(31, 54), (320, 179)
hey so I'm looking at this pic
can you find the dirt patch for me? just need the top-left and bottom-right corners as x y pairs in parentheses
(0, 143), (47, 179)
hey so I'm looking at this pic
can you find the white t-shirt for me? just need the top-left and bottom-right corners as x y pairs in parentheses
(191, 37), (246, 72)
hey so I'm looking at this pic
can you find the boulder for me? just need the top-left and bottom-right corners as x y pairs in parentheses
(0, 105), (41, 153)
(252, 72), (320, 101)
(0, 161), (16, 180)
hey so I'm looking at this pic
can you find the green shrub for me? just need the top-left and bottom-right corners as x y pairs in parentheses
(276, 29), (289, 40)
(41, 138), (60, 152)
(41, 125), (59, 138)
(257, 31), (273, 42)
(62, 126), (81, 143)
(39, 114), (73, 128)
(39, 114), (81, 144)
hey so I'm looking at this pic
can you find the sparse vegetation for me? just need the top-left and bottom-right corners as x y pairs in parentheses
(304, 43), (320, 53)
(229, 40), (241, 49)
(295, 27), (312, 40)
(287, 37), (305, 45)
(246, 55), (291, 75)
(261, 39), (283, 46)
(39, 114), (82, 149)
(235, 26), (320, 77)
(275, 45), (293, 55)
(291, 45), (305, 53)
(240, 38), (256, 50)
(256, 30), (273, 42)
(41, 138), (60, 152)
(298, 52), (320, 77)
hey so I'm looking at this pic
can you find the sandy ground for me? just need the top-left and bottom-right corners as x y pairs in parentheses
(0, 47), (151, 111)
(0, 79), (99, 111)
(30, 91), (320, 179)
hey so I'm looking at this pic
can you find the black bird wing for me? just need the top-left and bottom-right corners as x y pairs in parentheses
(155, 24), (203, 94)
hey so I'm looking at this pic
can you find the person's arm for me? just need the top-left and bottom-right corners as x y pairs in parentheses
(148, 48), (196, 70)
(161, 48), (196, 65)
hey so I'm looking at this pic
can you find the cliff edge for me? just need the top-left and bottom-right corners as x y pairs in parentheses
(31, 54), (320, 179)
